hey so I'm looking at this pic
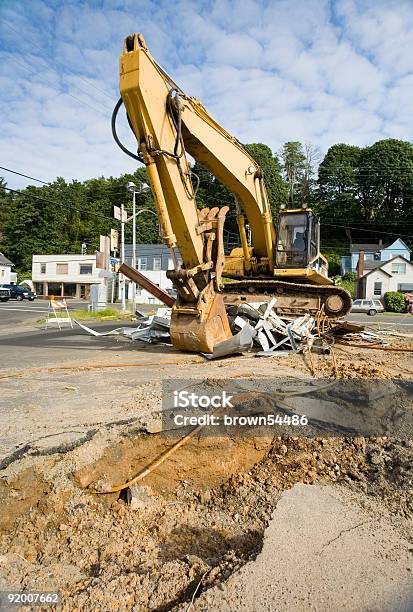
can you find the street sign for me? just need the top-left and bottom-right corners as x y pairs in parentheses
(113, 205), (127, 222)
(110, 228), (119, 251)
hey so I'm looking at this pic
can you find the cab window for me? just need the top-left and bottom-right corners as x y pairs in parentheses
(310, 217), (318, 260)
(276, 213), (308, 267)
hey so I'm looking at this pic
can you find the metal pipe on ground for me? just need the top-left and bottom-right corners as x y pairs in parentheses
(119, 262), (176, 308)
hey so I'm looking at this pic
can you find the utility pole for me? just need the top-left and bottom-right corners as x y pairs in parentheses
(126, 181), (151, 313)
(132, 189), (137, 309)
(120, 202), (126, 310)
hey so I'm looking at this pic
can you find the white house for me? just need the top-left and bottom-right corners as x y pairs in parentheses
(361, 256), (413, 300)
(0, 253), (17, 284)
(32, 254), (111, 299)
(124, 244), (181, 304)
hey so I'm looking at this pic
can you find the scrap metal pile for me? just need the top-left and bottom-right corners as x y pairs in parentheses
(75, 308), (171, 343)
(75, 299), (351, 359)
(226, 298), (317, 358)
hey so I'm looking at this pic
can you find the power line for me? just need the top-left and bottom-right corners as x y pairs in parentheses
(322, 222), (411, 238)
(0, 165), (145, 198)
(0, 166), (49, 185)
(2, 186), (116, 222)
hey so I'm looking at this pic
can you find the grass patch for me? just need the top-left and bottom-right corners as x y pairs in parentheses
(38, 308), (136, 323)
(380, 311), (410, 316)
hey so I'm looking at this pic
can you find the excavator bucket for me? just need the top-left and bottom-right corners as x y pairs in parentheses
(170, 292), (232, 354)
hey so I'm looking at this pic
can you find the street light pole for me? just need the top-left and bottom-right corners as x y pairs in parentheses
(125, 181), (151, 313)
(120, 202), (126, 311)
(132, 189), (137, 312)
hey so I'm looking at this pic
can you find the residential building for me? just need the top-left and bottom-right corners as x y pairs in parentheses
(341, 238), (411, 275)
(32, 254), (112, 299)
(359, 255), (413, 300)
(124, 244), (181, 304)
(0, 253), (17, 284)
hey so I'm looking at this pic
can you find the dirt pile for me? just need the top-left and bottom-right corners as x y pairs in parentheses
(0, 432), (412, 610)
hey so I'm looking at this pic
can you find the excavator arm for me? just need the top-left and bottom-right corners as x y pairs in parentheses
(118, 33), (274, 352)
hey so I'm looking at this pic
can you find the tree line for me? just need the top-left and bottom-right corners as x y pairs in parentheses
(1, 138), (412, 275)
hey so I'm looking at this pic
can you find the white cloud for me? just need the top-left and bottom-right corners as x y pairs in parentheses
(0, 0), (412, 190)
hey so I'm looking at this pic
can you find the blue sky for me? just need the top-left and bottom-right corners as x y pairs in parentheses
(1, 0), (412, 188)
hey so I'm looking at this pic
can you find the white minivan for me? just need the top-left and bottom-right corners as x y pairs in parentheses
(351, 299), (385, 316)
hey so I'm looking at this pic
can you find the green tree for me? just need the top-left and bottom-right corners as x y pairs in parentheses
(280, 141), (306, 206)
(316, 143), (362, 221)
(317, 139), (413, 223)
(243, 143), (288, 213)
(357, 139), (413, 221)
(0, 168), (160, 273)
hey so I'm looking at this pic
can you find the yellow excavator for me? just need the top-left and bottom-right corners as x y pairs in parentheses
(112, 33), (351, 353)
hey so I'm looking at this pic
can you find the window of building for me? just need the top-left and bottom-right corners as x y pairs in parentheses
(398, 283), (413, 293)
(40, 263), (46, 274)
(47, 282), (62, 296)
(153, 257), (162, 271)
(137, 257), (147, 271)
(56, 263), (68, 274)
(373, 282), (382, 296)
(63, 283), (77, 297)
(79, 264), (93, 275)
(391, 262), (406, 274)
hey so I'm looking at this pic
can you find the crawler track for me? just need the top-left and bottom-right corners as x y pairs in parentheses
(223, 279), (352, 318)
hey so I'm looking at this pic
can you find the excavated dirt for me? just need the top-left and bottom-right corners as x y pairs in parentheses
(0, 430), (412, 611)
(1, 334), (412, 610)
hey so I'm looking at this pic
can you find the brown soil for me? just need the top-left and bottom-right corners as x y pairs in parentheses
(0, 430), (412, 611)
(1, 334), (412, 610)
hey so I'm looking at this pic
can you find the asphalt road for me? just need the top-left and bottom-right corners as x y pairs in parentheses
(0, 300), (99, 328)
(347, 312), (413, 329)
(0, 300), (158, 371)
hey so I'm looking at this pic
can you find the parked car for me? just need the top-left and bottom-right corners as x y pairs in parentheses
(351, 299), (384, 316)
(0, 286), (10, 302)
(0, 284), (37, 301)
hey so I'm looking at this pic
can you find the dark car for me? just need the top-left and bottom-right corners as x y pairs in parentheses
(0, 286), (10, 302)
(0, 284), (37, 301)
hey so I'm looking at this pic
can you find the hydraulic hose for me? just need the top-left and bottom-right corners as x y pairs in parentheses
(111, 97), (142, 162)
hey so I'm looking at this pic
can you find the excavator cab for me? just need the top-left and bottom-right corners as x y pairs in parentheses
(275, 209), (321, 270)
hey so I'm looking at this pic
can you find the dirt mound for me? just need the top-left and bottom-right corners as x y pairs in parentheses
(0, 431), (412, 610)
